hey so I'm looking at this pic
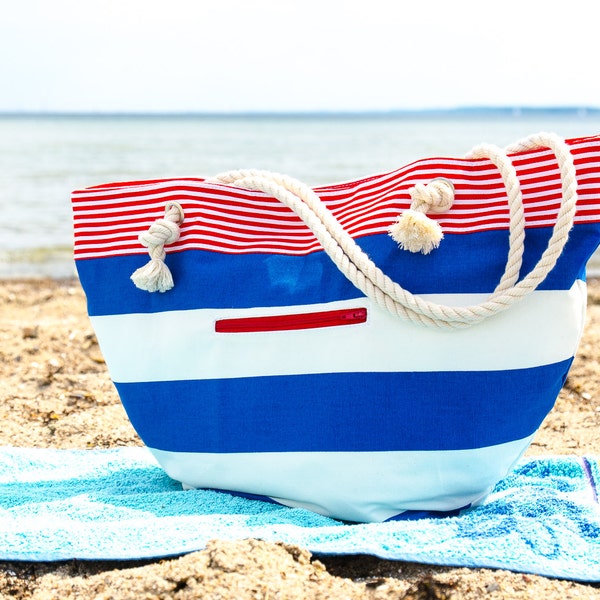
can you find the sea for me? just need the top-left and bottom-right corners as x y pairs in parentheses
(1, 109), (600, 278)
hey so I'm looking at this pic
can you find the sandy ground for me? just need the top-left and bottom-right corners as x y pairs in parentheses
(0, 277), (599, 599)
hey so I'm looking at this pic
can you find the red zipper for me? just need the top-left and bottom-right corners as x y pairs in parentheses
(215, 307), (367, 333)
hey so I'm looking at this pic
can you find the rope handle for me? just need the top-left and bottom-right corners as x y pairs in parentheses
(131, 132), (578, 329)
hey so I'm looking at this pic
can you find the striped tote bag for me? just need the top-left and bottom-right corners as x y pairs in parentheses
(72, 132), (600, 522)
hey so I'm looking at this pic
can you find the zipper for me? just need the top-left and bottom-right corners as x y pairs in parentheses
(215, 307), (367, 333)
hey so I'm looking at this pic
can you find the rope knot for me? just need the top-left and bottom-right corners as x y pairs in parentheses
(388, 177), (454, 254)
(139, 217), (181, 250)
(131, 202), (185, 292)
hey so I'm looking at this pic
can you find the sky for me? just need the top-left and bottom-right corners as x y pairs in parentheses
(1, 0), (598, 113)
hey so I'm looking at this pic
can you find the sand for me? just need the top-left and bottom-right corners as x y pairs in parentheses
(0, 277), (599, 599)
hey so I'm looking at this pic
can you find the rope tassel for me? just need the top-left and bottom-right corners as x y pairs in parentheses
(130, 202), (185, 292)
(389, 178), (455, 254)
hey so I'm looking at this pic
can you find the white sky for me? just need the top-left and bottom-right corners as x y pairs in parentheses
(1, 0), (598, 113)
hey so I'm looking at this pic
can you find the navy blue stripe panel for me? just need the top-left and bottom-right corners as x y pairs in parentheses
(77, 225), (600, 316)
(115, 359), (571, 453)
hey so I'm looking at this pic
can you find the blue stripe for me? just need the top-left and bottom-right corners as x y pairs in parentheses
(115, 359), (572, 453)
(77, 225), (600, 316)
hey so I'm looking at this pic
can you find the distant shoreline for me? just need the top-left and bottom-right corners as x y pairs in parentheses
(1, 106), (599, 119)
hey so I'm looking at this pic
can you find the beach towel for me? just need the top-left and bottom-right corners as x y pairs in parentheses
(71, 132), (600, 522)
(0, 447), (598, 582)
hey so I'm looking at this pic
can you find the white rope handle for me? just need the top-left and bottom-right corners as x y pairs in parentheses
(132, 132), (578, 330)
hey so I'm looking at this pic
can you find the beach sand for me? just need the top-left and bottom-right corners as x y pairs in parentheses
(1, 277), (599, 599)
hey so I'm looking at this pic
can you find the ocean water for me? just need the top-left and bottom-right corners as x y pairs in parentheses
(1, 111), (600, 278)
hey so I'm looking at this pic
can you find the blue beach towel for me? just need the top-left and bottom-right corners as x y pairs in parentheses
(0, 446), (598, 581)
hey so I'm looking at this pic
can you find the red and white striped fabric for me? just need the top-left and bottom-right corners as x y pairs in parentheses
(73, 135), (600, 259)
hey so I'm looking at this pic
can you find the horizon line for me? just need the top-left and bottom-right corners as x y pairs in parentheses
(1, 106), (599, 118)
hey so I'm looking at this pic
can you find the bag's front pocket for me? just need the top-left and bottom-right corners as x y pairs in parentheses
(215, 307), (367, 333)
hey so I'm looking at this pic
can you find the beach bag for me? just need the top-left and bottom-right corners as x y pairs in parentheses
(72, 132), (600, 523)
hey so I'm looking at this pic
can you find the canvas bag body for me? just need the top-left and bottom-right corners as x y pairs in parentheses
(72, 133), (600, 523)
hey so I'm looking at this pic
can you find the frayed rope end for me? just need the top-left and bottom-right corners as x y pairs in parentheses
(389, 178), (454, 255)
(131, 258), (175, 293)
(389, 209), (444, 255)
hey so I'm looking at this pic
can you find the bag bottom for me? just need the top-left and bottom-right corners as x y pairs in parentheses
(149, 434), (533, 523)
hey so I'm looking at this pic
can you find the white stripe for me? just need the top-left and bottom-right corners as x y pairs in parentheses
(151, 435), (533, 522)
(91, 280), (586, 384)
